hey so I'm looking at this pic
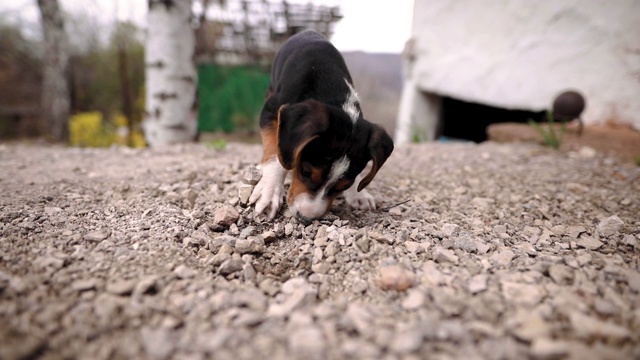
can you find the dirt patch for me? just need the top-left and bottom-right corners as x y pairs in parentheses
(488, 121), (640, 164)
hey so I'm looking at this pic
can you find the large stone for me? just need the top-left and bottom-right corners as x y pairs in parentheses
(242, 164), (262, 185)
(597, 215), (624, 237)
(212, 205), (239, 230)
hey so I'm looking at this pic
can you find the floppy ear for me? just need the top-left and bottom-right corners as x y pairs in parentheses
(357, 124), (394, 192)
(276, 99), (329, 170)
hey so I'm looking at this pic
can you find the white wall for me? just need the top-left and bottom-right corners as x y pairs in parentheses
(397, 0), (640, 143)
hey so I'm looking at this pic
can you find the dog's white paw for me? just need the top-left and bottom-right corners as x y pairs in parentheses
(249, 158), (287, 219)
(344, 187), (376, 210)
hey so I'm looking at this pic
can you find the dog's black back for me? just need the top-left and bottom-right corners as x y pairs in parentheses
(267, 30), (356, 112)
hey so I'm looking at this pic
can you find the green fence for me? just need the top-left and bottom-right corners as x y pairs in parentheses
(197, 64), (270, 133)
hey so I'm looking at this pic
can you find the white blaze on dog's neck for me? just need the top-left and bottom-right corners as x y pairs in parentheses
(342, 79), (360, 125)
(293, 155), (350, 219)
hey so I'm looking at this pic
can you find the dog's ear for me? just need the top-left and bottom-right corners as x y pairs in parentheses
(276, 99), (329, 170)
(357, 124), (394, 192)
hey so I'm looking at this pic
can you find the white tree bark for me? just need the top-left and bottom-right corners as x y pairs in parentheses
(37, 0), (71, 142)
(144, 0), (197, 147)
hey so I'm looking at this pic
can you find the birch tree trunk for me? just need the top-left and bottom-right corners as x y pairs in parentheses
(144, 0), (198, 147)
(37, 0), (71, 142)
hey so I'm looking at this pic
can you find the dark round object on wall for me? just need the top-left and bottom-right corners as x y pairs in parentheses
(552, 90), (586, 121)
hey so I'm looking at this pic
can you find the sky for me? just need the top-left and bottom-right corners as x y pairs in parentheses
(0, 0), (414, 54)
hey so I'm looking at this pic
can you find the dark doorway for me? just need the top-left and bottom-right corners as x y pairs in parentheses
(440, 97), (546, 142)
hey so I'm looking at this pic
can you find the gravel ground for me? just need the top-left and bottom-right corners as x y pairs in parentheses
(0, 141), (638, 360)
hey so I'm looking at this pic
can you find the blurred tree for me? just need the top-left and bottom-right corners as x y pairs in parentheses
(0, 21), (42, 138)
(144, 0), (197, 146)
(37, 0), (71, 142)
(68, 20), (145, 124)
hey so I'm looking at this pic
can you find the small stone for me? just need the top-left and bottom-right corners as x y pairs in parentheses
(377, 264), (415, 291)
(389, 329), (423, 353)
(211, 252), (231, 266)
(594, 297), (619, 316)
(625, 271), (640, 292)
(441, 223), (460, 237)
(501, 281), (545, 306)
(401, 289), (426, 310)
(134, 276), (160, 296)
(233, 288), (267, 311)
(434, 246), (459, 265)
(72, 279), (98, 292)
(369, 231), (392, 244)
(106, 279), (137, 296)
(569, 312), (630, 341)
(219, 257), (244, 275)
(622, 234), (638, 248)
(490, 249), (515, 266)
(566, 225), (586, 238)
(181, 189), (197, 208)
(453, 235), (477, 253)
(288, 325), (326, 359)
(141, 327), (174, 360)
(84, 229), (111, 242)
(212, 205), (239, 230)
(243, 263), (257, 283)
(404, 241), (425, 254)
(352, 279), (368, 294)
(510, 312), (551, 341)
(311, 262), (330, 274)
(267, 278), (317, 317)
(259, 278), (280, 296)
(468, 274), (488, 294)
(355, 235), (370, 252)
(576, 236), (603, 250)
(242, 165), (262, 185)
(260, 230), (277, 243)
(517, 242), (538, 256)
(174, 264), (196, 279)
(284, 223), (294, 236)
(578, 146), (596, 158)
(548, 264), (573, 285)
(596, 215), (624, 237)
(44, 206), (63, 216)
(529, 338), (568, 359)
(238, 184), (253, 205)
(235, 236), (265, 254)
(475, 241), (491, 254)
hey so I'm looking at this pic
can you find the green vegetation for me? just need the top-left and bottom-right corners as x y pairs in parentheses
(411, 126), (429, 143)
(528, 112), (566, 149)
(634, 155), (640, 167)
(206, 138), (228, 151)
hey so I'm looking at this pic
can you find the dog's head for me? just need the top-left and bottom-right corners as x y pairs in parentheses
(275, 99), (394, 221)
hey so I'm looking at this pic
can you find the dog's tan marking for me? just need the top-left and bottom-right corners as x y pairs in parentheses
(260, 121), (278, 164)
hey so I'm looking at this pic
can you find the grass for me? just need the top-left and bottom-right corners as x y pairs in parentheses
(528, 112), (566, 149)
(206, 138), (228, 151)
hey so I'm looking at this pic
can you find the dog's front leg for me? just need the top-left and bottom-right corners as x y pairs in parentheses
(344, 172), (376, 210)
(249, 156), (287, 219)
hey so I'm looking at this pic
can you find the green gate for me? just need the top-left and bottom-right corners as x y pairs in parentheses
(197, 65), (270, 133)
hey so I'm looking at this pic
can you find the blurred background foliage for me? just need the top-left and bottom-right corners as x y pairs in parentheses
(0, 10), (145, 146)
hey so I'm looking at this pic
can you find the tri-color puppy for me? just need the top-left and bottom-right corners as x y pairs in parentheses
(249, 30), (394, 221)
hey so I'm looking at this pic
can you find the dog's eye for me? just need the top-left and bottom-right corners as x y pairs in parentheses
(300, 165), (312, 179)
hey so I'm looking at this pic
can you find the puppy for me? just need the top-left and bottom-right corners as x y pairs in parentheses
(249, 30), (394, 221)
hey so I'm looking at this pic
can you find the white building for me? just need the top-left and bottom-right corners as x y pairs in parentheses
(396, 0), (640, 144)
